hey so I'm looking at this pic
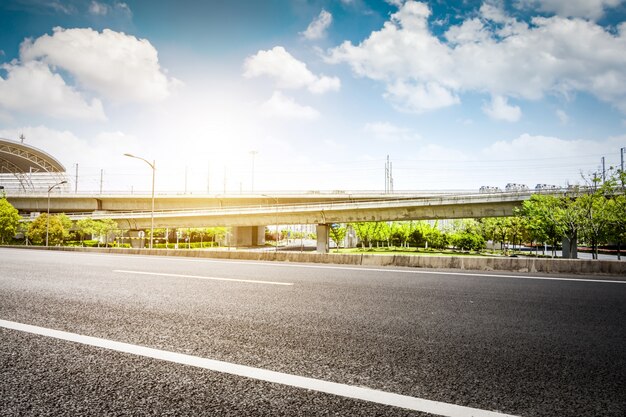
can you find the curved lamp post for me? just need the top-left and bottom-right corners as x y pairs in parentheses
(46, 180), (67, 247)
(124, 153), (155, 249)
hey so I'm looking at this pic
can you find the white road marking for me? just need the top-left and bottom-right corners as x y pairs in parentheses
(113, 270), (293, 286)
(112, 254), (625, 284)
(2, 248), (623, 285)
(0, 319), (518, 417)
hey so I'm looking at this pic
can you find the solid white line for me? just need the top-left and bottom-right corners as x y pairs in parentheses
(113, 270), (293, 286)
(115, 256), (625, 284)
(0, 319), (518, 417)
(3, 248), (623, 285)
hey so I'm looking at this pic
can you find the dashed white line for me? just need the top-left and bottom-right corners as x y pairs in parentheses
(0, 319), (518, 417)
(113, 270), (293, 286)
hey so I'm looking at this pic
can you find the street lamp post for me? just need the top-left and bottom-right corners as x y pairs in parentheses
(124, 153), (155, 249)
(46, 180), (67, 247)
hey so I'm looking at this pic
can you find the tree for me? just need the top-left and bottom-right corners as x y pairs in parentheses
(0, 197), (20, 244)
(519, 195), (565, 257)
(376, 222), (392, 247)
(480, 217), (510, 252)
(27, 213), (71, 246)
(507, 215), (529, 253)
(606, 194), (626, 260)
(353, 222), (380, 249)
(93, 218), (119, 246)
(75, 218), (98, 243)
(329, 224), (346, 253)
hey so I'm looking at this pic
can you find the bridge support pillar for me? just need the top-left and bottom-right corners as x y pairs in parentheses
(232, 226), (265, 247)
(562, 233), (578, 259)
(316, 224), (329, 253)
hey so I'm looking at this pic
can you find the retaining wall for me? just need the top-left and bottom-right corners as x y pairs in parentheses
(6, 246), (626, 276)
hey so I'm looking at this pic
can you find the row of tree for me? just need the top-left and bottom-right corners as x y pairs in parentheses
(327, 171), (626, 258)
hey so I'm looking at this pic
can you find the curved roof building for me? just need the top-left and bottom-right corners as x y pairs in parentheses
(0, 137), (69, 193)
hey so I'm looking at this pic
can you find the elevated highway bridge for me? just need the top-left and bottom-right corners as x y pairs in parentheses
(8, 190), (554, 252)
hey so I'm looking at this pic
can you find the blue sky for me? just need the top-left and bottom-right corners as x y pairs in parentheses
(1, 0), (625, 192)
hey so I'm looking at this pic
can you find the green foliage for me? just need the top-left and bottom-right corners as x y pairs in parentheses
(329, 224), (347, 252)
(0, 197), (20, 244)
(353, 222), (380, 248)
(27, 213), (70, 245)
(449, 232), (485, 252)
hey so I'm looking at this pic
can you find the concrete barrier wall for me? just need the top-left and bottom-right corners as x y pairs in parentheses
(5, 246), (626, 276)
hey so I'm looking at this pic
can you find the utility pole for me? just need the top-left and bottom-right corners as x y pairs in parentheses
(223, 166), (227, 194)
(250, 150), (258, 193)
(100, 169), (103, 194)
(621, 147), (625, 173)
(384, 155), (394, 193)
(207, 161), (210, 194)
(74, 163), (78, 193)
(385, 155), (389, 193)
(601, 156), (606, 183)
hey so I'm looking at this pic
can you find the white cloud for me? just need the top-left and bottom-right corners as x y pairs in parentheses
(114, 2), (132, 17)
(516, 0), (623, 20)
(481, 133), (625, 176)
(556, 109), (569, 124)
(302, 9), (332, 40)
(482, 95), (522, 122)
(364, 121), (420, 142)
(20, 27), (178, 103)
(385, 80), (460, 113)
(89, 1), (108, 15)
(327, 1), (626, 113)
(0, 61), (105, 120)
(385, 0), (406, 7)
(260, 91), (320, 120)
(243, 46), (340, 94)
(0, 126), (139, 171)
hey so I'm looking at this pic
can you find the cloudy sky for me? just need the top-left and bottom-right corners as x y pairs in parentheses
(1, 0), (625, 193)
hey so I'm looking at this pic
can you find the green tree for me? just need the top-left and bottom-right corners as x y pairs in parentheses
(75, 218), (98, 243)
(519, 195), (565, 257)
(93, 218), (118, 246)
(0, 197), (20, 244)
(353, 222), (380, 249)
(376, 222), (392, 247)
(507, 215), (529, 253)
(329, 223), (346, 253)
(450, 232), (485, 252)
(27, 213), (71, 245)
(606, 194), (626, 259)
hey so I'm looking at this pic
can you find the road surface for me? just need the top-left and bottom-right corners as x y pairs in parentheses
(1, 248), (625, 416)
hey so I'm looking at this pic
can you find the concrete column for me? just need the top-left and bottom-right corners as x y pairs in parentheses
(127, 230), (145, 249)
(316, 224), (329, 253)
(232, 226), (265, 247)
(562, 232), (578, 259)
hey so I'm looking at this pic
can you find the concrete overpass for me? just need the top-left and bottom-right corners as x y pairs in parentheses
(10, 189), (569, 252)
(6, 191), (469, 213)
(14, 191), (543, 252)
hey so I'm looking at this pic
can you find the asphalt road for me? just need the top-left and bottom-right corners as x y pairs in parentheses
(1, 248), (625, 416)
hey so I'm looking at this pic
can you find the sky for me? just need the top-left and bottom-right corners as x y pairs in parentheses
(1, 0), (626, 193)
